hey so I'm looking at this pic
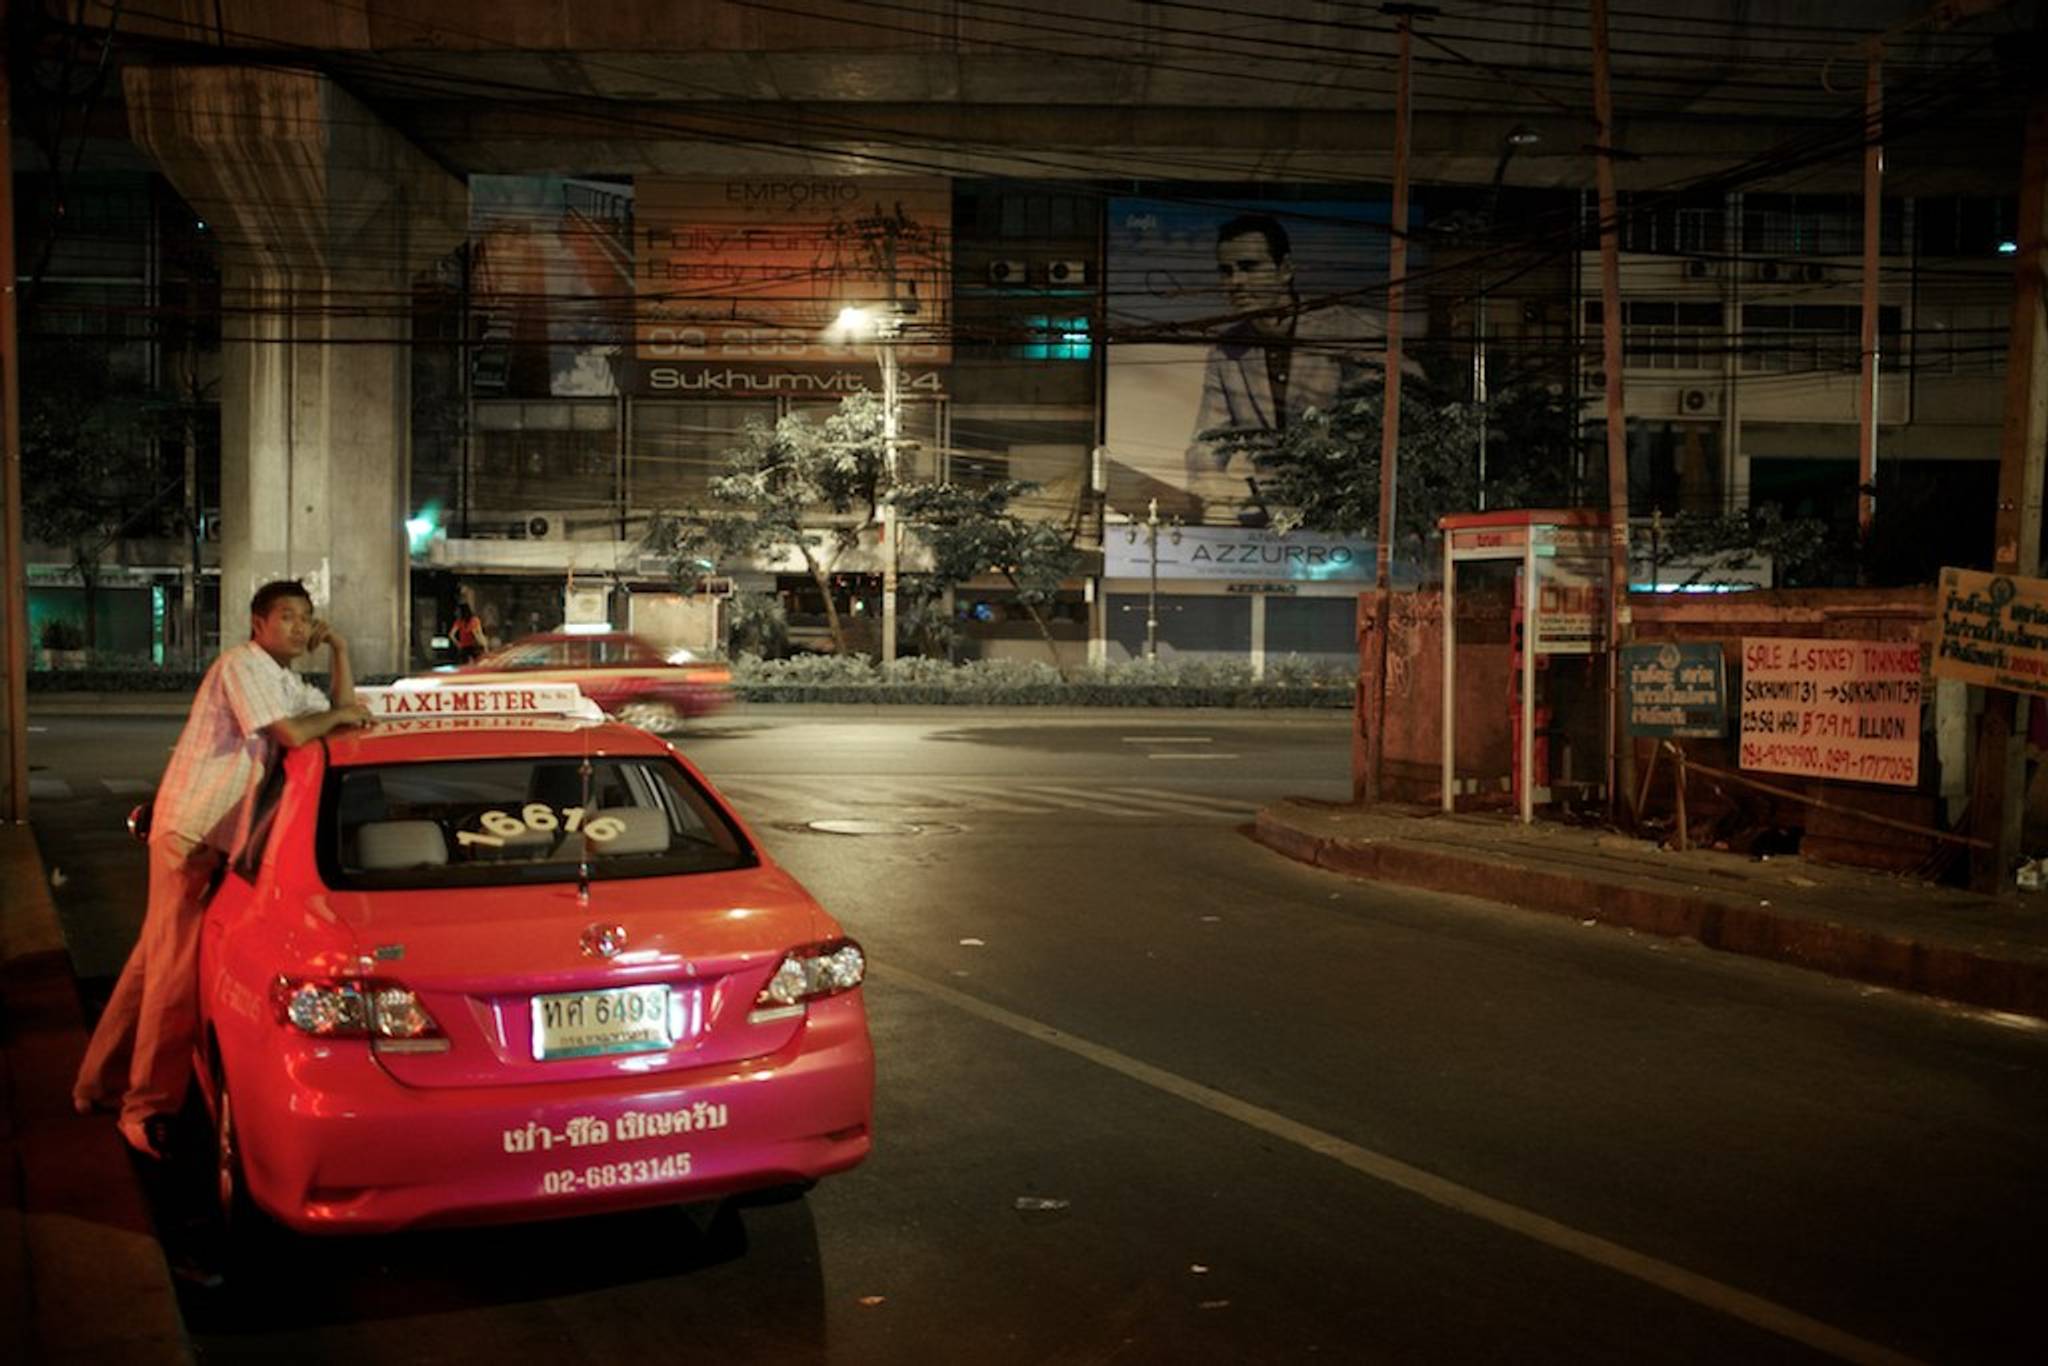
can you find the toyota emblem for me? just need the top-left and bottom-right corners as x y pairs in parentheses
(580, 923), (628, 959)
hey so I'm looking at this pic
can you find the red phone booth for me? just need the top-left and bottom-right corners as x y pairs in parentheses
(1439, 509), (1611, 823)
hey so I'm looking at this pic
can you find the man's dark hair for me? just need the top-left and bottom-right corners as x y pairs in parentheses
(250, 579), (313, 619)
(1216, 213), (1292, 266)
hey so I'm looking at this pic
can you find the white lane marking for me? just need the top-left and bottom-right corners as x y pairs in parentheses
(887, 782), (1066, 816)
(718, 779), (1253, 821)
(1121, 736), (1213, 744)
(28, 776), (72, 799)
(1147, 753), (1238, 761)
(105, 778), (154, 796)
(1102, 786), (1258, 816)
(1030, 784), (1254, 818)
(878, 964), (1926, 1366)
(721, 780), (1048, 817)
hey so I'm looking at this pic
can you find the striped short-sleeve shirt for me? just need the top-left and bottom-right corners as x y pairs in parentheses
(155, 640), (330, 850)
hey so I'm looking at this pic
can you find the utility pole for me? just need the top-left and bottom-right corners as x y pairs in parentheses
(1971, 70), (2048, 892)
(878, 320), (900, 665)
(1, 8), (29, 825)
(183, 334), (202, 666)
(1364, 3), (1423, 804)
(846, 202), (926, 667)
(1857, 38), (1884, 559)
(1591, 0), (1637, 822)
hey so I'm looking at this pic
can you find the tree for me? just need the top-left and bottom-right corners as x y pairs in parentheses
(1652, 506), (1835, 587)
(723, 591), (791, 658)
(641, 392), (889, 655)
(1210, 367), (1836, 590)
(893, 479), (1084, 673)
(20, 341), (184, 653)
(1205, 369), (1579, 564)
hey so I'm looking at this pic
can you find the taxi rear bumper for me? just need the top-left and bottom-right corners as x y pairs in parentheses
(227, 992), (873, 1234)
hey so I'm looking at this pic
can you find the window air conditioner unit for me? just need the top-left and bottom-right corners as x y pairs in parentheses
(987, 259), (1027, 286)
(1047, 259), (1089, 286)
(1678, 386), (1720, 416)
(1683, 258), (1720, 280)
(516, 511), (568, 541)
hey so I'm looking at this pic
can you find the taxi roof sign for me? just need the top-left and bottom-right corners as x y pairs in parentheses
(359, 682), (604, 722)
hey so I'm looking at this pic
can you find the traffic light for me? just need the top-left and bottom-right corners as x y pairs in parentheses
(406, 501), (443, 556)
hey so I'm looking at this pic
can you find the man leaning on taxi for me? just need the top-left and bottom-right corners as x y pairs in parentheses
(73, 578), (373, 1160)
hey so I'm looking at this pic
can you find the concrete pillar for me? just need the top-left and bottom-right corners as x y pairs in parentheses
(123, 68), (465, 675)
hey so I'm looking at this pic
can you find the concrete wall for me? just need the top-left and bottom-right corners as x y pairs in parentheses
(1631, 588), (1948, 871)
(1370, 585), (1995, 873)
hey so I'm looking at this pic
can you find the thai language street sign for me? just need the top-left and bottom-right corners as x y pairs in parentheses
(1932, 566), (2048, 698)
(1622, 642), (1726, 738)
(1738, 637), (1922, 787)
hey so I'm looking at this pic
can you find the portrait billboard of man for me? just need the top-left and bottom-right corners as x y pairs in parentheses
(1104, 197), (1419, 530)
(469, 175), (636, 398)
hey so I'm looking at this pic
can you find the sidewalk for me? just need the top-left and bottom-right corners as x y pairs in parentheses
(0, 824), (189, 1364)
(1252, 799), (2048, 1021)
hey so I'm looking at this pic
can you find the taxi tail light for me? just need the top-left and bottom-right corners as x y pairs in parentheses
(271, 975), (446, 1043)
(754, 938), (866, 1009)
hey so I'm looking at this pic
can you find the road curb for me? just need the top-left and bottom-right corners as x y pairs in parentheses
(0, 826), (191, 1364)
(1251, 809), (2048, 1021)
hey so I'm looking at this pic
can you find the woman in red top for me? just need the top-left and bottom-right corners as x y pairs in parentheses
(450, 602), (489, 663)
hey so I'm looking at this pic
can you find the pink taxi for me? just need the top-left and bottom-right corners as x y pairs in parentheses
(449, 631), (730, 733)
(192, 682), (872, 1235)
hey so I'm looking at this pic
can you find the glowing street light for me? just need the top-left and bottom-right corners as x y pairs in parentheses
(830, 304), (904, 664)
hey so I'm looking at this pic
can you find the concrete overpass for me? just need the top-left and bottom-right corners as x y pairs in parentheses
(23, 0), (2048, 675)
(91, 0), (2040, 191)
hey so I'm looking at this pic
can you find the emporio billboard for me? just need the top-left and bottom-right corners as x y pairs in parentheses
(467, 175), (952, 399)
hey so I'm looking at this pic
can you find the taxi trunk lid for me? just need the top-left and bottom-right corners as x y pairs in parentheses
(325, 867), (829, 1089)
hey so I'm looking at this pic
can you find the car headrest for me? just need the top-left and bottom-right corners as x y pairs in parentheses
(356, 820), (449, 871)
(597, 806), (670, 856)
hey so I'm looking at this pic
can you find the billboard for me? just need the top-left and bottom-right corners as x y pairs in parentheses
(1103, 525), (1374, 583)
(469, 176), (635, 398)
(1103, 196), (1416, 534)
(633, 177), (951, 384)
(1932, 566), (2048, 698)
(1738, 637), (1922, 788)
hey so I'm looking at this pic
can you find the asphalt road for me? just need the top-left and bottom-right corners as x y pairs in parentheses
(25, 705), (2044, 1365)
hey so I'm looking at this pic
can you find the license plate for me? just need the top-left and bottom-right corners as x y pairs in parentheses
(531, 985), (674, 1060)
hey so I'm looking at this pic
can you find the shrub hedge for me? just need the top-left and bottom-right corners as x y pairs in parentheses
(726, 653), (1354, 708)
(27, 653), (1357, 709)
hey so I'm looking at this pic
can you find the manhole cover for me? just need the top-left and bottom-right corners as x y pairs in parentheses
(806, 819), (923, 836)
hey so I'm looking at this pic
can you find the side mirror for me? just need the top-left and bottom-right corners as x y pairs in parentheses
(126, 801), (154, 843)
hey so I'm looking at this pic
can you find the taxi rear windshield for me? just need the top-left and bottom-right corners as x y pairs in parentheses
(317, 755), (756, 889)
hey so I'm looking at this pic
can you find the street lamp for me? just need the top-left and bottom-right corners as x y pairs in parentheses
(831, 305), (904, 663)
(1125, 498), (1181, 661)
